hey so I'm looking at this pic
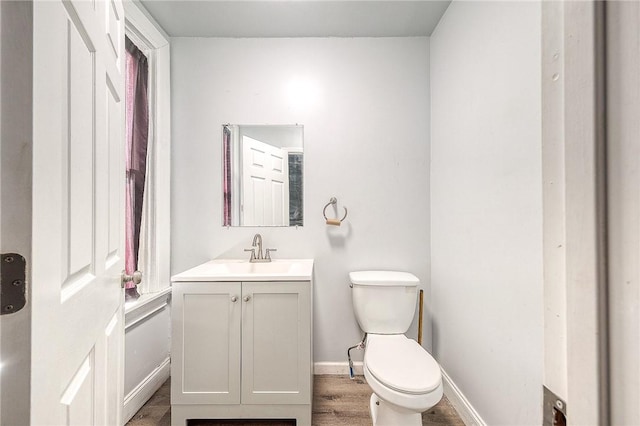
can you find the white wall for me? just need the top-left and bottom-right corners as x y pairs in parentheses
(171, 37), (431, 362)
(430, 2), (542, 424)
(240, 125), (303, 150)
(123, 292), (171, 423)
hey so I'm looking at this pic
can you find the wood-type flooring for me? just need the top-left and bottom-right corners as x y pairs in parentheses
(126, 376), (464, 426)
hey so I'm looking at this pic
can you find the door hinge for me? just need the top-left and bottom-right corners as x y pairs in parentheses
(1, 253), (27, 315)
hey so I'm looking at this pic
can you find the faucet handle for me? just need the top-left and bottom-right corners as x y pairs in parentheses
(265, 248), (277, 261)
(244, 248), (256, 261)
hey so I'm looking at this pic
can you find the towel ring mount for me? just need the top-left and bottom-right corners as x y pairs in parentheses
(323, 197), (348, 223)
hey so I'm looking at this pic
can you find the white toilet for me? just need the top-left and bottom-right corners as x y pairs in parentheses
(350, 270), (443, 426)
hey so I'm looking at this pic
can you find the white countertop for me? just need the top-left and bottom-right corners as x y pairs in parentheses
(171, 258), (314, 282)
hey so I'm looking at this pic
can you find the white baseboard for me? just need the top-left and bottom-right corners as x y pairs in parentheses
(314, 361), (363, 376)
(123, 357), (171, 424)
(441, 368), (486, 426)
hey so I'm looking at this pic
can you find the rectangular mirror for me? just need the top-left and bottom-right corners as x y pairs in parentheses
(222, 124), (304, 227)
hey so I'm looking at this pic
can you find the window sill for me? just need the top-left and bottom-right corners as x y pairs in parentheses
(124, 287), (171, 330)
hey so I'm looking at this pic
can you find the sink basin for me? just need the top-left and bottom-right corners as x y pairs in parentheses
(171, 259), (314, 282)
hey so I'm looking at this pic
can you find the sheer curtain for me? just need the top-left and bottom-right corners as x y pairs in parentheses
(125, 37), (149, 300)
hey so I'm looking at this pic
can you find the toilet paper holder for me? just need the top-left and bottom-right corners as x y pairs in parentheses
(323, 197), (348, 226)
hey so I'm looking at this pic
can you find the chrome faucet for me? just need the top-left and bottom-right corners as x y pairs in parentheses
(252, 234), (263, 261)
(245, 233), (277, 263)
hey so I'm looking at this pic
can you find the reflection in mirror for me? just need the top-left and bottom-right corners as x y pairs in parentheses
(223, 124), (303, 227)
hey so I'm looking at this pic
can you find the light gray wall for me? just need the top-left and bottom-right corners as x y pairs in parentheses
(171, 37), (431, 361)
(607, 2), (640, 424)
(0, 1), (32, 424)
(430, 2), (542, 424)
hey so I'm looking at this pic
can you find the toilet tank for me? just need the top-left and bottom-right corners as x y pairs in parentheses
(349, 271), (419, 334)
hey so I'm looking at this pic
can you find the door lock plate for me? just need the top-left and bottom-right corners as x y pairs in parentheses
(1, 253), (27, 315)
(543, 386), (567, 426)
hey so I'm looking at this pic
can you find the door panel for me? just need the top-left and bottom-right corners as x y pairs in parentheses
(63, 9), (96, 300)
(241, 136), (289, 226)
(32, 0), (125, 423)
(107, 79), (123, 266)
(66, 14), (94, 276)
(103, 311), (123, 426)
(105, 0), (121, 61)
(60, 350), (95, 425)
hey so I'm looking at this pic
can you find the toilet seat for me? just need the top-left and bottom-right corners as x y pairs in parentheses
(365, 334), (441, 395)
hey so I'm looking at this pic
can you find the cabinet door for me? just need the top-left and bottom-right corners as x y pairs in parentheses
(241, 281), (311, 405)
(171, 282), (241, 404)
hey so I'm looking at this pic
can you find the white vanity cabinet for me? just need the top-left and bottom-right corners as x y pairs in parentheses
(170, 259), (313, 426)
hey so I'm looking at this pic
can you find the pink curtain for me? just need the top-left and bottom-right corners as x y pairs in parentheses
(125, 37), (149, 298)
(223, 126), (231, 226)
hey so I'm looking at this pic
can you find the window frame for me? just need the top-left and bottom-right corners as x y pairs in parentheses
(123, 1), (171, 295)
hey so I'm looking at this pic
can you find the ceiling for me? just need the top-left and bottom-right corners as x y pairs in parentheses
(139, 1), (451, 38)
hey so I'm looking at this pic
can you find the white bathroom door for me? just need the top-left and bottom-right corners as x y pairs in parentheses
(31, 0), (126, 424)
(241, 136), (289, 226)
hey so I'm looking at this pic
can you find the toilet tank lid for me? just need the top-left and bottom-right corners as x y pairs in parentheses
(349, 271), (419, 287)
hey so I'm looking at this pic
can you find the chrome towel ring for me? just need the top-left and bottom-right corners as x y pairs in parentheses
(323, 197), (348, 225)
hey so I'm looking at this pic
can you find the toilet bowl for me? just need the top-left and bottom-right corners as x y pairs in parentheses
(363, 334), (443, 426)
(349, 271), (443, 426)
